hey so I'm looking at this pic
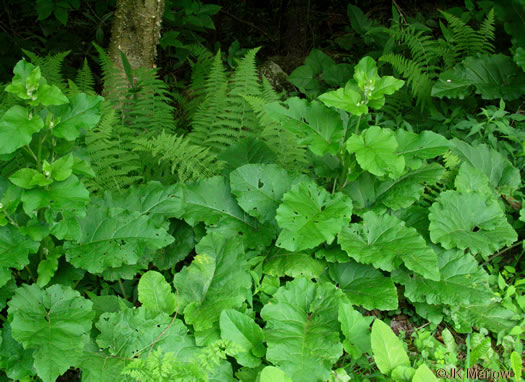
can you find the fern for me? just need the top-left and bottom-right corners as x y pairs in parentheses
(440, 9), (495, 58)
(133, 130), (221, 183)
(74, 58), (96, 94)
(188, 48), (263, 153)
(84, 101), (142, 193)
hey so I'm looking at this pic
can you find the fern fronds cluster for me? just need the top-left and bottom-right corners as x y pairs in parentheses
(133, 130), (222, 183)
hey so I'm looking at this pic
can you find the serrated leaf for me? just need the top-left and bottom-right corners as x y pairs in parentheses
(50, 93), (103, 140)
(36, 250), (61, 287)
(138, 271), (177, 315)
(265, 98), (344, 156)
(230, 164), (307, 223)
(347, 126), (405, 178)
(338, 300), (373, 358)
(339, 211), (439, 280)
(451, 301), (518, 333)
(275, 181), (353, 251)
(64, 204), (174, 274)
(8, 284), (94, 382)
(396, 130), (451, 161)
(329, 261), (398, 310)
(0, 105), (44, 155)
(429, 190), (517, 256)
(392, 248), (493, 306)
(260, 278), (343, 381)
(96, 307), (196, 358)
(371, 319), (410, 375)
(219, 309), (265, 367)
(173, 233), (252, 331)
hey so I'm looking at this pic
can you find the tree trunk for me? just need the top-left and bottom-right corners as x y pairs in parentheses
(108, 0), (165, 71)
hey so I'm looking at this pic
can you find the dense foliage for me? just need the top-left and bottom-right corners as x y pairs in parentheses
(0, 1), (524, 381)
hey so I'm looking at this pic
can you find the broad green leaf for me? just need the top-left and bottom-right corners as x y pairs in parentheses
(36, 250), (61, 287)
(49, 153), (74, 181)
(371, 319), (410, 375)
(78, 347), (128, 382)
(353, 56), (377, 88)
(5, 60), (35, 100)
(429, 190), (517, 257)
(347, 126), (405, 178)
(260, 366), (293, 382)
(265, 98), (344, 156)
(287, 65), (320, 95)
(260, 278), (343, 381)
(8, 284), (94, 382)
(370, 75), (405, 100)
(392, 248), (494, 306)
(20, 175), (89, 217)
(37, 83), (69, 106)
(305, 49), (336, 73)
(319, 85), (368, 115)
(432, 54), (525, 100)
(275, 181), (353, 251)
(64, 204), (174, 273)
(412, 364), (438, 382)
(173, 233), (252, 331)
(138, 271), (177, 315)
(338, 300), (373, 358)
(339, 211), (439, 280)
(451, 301), (519, 333)
(0, 225), (39, 285)
(219, 309), (265, 367)
(0, 324), (35, 381)
(329, 261), (398, 310)
(9, 168), (52, 189)
(264, 248), (326, 278)
(511, 351), (522, 381)
(452, 139), (520, 194)
(454, 162), (493, 198)
(50, 93), (103, 140)
(396, 130), (451, 162)
(96, 307), (196, 358)
(230, 164), (307, 223)
(0, 105), (44, 155)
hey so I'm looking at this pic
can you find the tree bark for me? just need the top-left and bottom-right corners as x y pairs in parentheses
(108, 0), (165, 71)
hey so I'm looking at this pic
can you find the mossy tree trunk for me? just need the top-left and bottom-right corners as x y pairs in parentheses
(108, 0), (165, 71)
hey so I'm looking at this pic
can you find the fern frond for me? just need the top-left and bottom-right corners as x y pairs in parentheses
(84, 102), (142, 193)
(22, 50), (70, 90)
(75, 58), (96, 94)
(261, 75), (281, 103)
(391, 27), (440, 72)
(380, 53), (433, 108)
(134, 130), (221, 183)
(440, 10), (495, 57)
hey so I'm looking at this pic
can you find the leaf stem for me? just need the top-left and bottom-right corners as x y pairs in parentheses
(24, 145), (38, 163)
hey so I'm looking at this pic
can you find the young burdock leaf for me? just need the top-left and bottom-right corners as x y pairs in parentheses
(0, 105), (44, 155)
(371, 319), (410, 375)
(329, 261), (398, 310)
(49, 153), (74, 181)
(230, 164), (307, 224)
(138, 271), (177, 315)
(49, 93), (103, 141)
(219, 309), (265, 367)
(173, 233), (252, 331)
(347, 126), (405, 178)
(339, 211), (439, 280)
(36, 250), (61, 287)
(319, 84), (368, 115)
(260, 278), (344, 381)
(338, 300), (373, 358)
(9, 168), (52, 189)
(429, 190), (517, 257)
(264, 247), (327, 278)
(8, 284), (94, 382)
(275, 181), (352, 251)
